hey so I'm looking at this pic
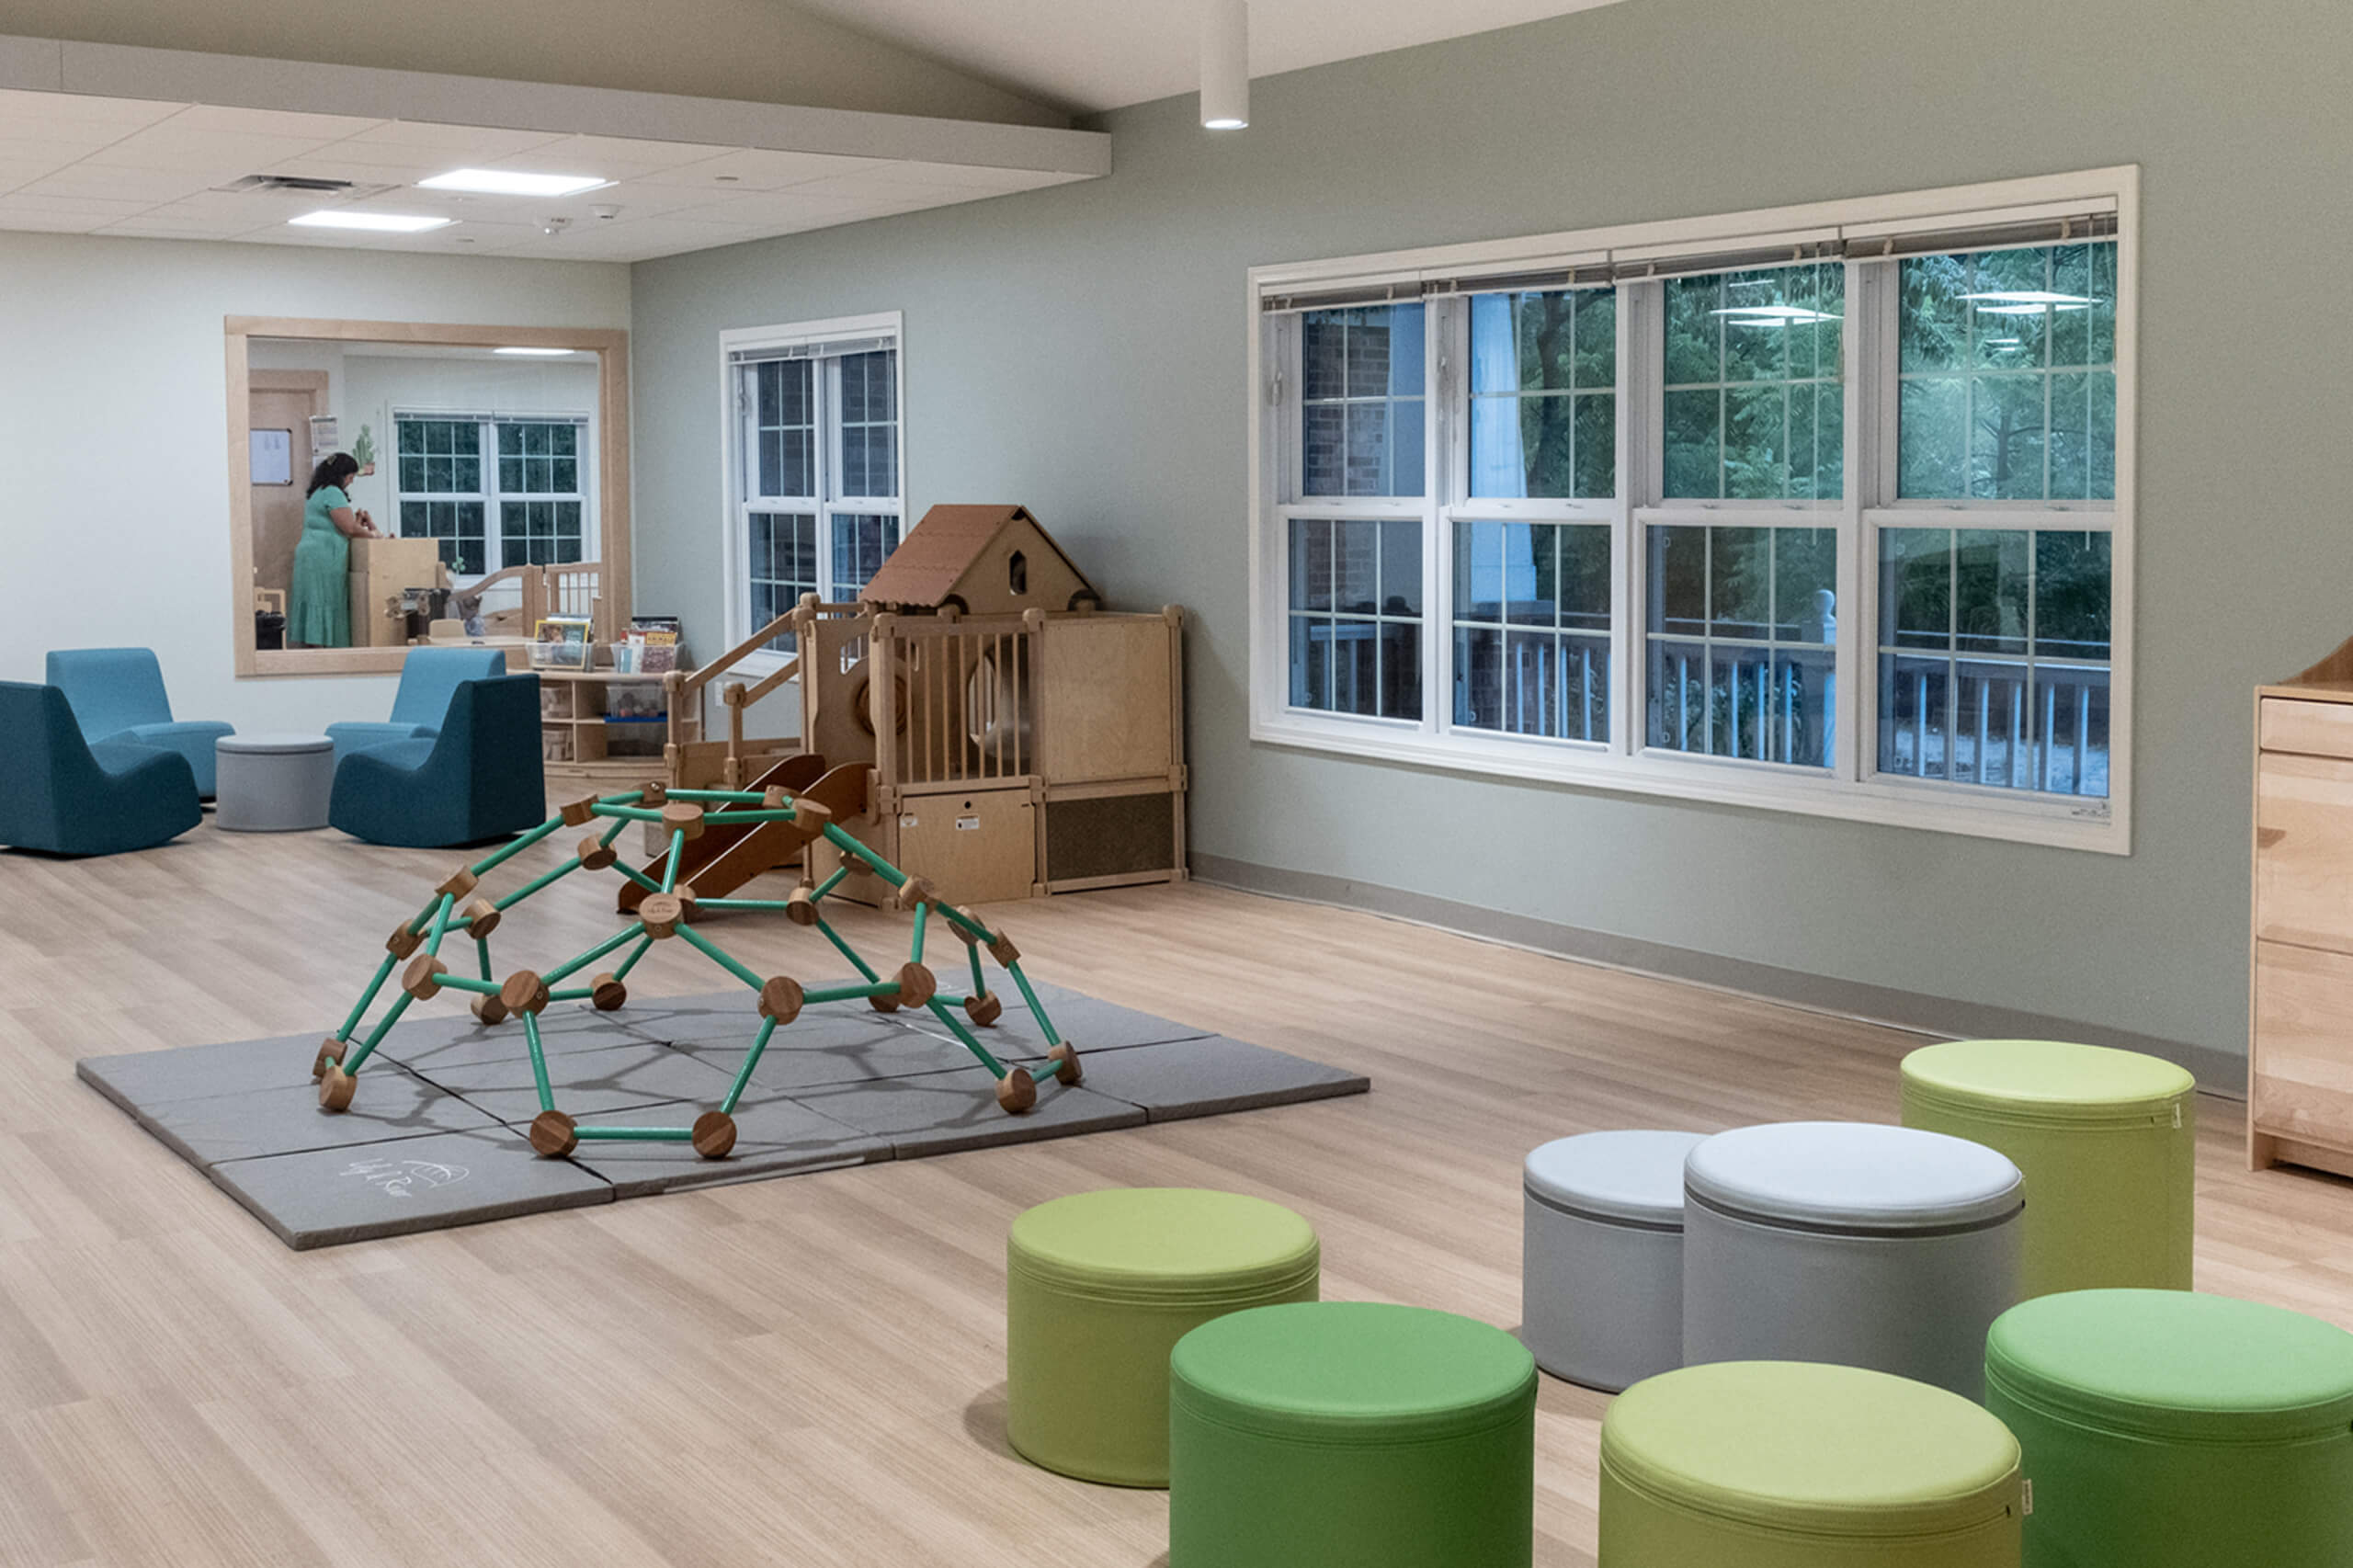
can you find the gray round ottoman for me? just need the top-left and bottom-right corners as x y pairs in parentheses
(1682, 1121), (2023, 1399)
(214, 733), (337, 832)
(1523, 1130), (1704, 1391)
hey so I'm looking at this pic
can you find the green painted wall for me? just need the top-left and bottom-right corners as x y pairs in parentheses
(630, 0), (2353, 1064)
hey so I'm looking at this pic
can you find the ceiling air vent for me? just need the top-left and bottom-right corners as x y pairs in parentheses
(213, 174), (398, 198)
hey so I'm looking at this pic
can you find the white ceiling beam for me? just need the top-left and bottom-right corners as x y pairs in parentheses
(0, 35), (1111, 177)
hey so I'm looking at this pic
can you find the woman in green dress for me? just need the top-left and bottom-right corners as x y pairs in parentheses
(290, 452), (383, 648)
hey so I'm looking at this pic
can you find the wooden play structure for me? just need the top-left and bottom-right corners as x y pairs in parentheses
(313, 778), (1084, 1157)
(651, 505), (1187, 911)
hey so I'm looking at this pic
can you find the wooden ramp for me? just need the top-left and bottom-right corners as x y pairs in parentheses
(620, 755), (870, 911)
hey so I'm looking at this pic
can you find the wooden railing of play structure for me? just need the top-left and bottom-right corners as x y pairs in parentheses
(658, 596), (1054, 793)
(466, 562), (611, 642)
(869, 608), (1039, 790)
(661, 600), (812, 789)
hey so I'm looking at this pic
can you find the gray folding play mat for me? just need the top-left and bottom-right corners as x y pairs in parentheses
(78, 980), (1368, 1248)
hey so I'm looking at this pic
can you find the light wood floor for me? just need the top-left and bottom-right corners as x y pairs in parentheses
(0, 809), (2343, 1567)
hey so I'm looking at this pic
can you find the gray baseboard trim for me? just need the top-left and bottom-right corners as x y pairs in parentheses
(1190, 853), (2247, 1101)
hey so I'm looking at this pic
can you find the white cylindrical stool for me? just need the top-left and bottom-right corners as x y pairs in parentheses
(214, 733), (338, 833)
(1522, 1130), (1704, 1392)
(1683, 1121), (2024, 1400)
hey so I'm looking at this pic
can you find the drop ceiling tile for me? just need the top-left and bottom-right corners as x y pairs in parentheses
(335, 121), (568, 156)
(485, 133), (737, 176)
(141, 187), (326, 220)
(0, 191), (153, 217)
(563, 179), (738, 220)
(0, 91), (184, 130)
(170, 105), (389, 140)
(634, 146), (884, 191)
(0, 137), (130, 175)
(661, 188), (886, 228)
(15, 165), (222, 204)
(275, 144), (472, 182)
(85, 126), (338, 174)
(0, 206), (109, 233)
(762, 170), (984, 203)
(523, 216), (762, 261)
(0, 161), (77, 194)
(870, 159), (1063, 190)
(97, 218), (269, 240)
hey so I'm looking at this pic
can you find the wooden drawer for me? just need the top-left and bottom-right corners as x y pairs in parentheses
(2253, 940), (2353, 1152)
(2256, 752), (2353, 952)
(2260, 697), (2353, 760)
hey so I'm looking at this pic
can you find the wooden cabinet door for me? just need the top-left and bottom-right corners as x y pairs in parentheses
(2253, 940), (2353, 1153)
(2256, 752), (2353, 952)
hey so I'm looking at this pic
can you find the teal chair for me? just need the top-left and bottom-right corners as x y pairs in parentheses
(328, 676), (546, 847)
(45, 647), (233, 798)
(326, 647), (508, 767)
(0, 682), (201, 856)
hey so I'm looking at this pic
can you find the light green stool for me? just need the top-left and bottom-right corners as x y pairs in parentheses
(1901, 1040), (2195, 1299)
(1006, 1187), (1317, 1486)
(1986, 1290), (2353, 1568)
(1600, 1360), (2022, 1567)
(1169, 1301), (1536, 1568)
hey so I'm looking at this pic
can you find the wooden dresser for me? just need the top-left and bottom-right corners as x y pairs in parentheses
(2251, 639), (2353, 1176)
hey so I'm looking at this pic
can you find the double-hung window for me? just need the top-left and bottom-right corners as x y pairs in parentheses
(723, 312), (904, 655)
(1251, 168), (2134, 850)
(394, 414), (590, 581)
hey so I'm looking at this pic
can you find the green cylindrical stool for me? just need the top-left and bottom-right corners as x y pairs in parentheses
(1600, 1360), (2022, 1567)
(1006, 1187), (1318, 1486)
(1169, 1301), (1536, 1568)
(1901, 1040), (2195, 1299)
(1985, 1290), (2353, 1568)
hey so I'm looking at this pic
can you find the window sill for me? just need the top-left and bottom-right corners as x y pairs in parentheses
(1249, 710), (2126, 854)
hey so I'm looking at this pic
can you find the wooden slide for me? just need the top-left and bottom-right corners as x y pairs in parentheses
(617, 754), (870, 912)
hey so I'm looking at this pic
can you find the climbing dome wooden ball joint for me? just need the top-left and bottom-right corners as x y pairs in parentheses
(311, 784), (1082, 1157)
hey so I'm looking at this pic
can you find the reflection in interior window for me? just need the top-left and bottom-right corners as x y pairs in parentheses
(1897, 243), (2117, 501)
(1664, 264), (1844, 500)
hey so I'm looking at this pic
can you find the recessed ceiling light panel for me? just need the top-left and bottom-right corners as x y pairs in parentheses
(289, 210), (454, 233)
(494, 347), (577, 357)
(421, 168), (612, 198)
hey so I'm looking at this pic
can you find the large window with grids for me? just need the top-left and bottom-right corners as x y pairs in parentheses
(725, 314), (904, 656)
(394, 414), (590, 580)
(1251, 170), (2134, 850)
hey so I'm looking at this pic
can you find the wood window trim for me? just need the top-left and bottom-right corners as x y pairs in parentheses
(225, 315), (632, 678)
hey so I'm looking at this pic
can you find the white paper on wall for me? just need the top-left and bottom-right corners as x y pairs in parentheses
(249, 427), (292, 485)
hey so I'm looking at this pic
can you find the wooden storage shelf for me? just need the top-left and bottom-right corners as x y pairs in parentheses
(2250, 635), (2353, 1176)
(537, 669), (697, 771)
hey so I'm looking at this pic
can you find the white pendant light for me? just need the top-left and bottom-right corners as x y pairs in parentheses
(1200, 0), (1249, 130)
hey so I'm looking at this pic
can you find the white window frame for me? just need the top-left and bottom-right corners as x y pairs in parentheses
(1247, 167), (2137, 853)
(392, 408), (597, 584)
(718, 311), (906, 674)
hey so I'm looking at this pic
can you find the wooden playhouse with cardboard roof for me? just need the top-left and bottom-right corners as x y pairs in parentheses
(654, 505), (1187, 906)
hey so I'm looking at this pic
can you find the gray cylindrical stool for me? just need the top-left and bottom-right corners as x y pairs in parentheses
(1522, 1130), (1704, 1391)
(214, 733), (337, 832)
(1683, 1121), (2024, 1400)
